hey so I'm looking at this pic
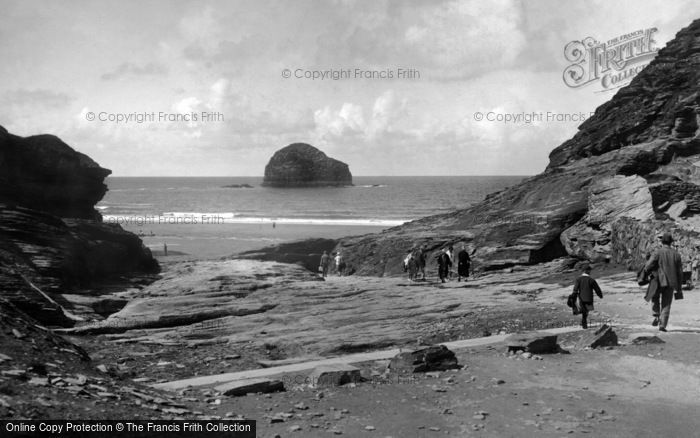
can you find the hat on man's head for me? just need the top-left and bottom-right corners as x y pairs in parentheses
(661, 232), (674, 244)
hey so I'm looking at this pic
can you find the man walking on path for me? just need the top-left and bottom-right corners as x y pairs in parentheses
(573, 264), (603, 329)
(644, 232), (683, 331)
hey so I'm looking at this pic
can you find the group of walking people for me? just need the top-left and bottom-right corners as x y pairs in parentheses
(403, 244), (472, 283)
(318, 250), (345, 278)
(569, 231), (684, 331)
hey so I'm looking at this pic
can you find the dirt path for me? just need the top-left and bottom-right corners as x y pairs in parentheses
(172, 331), (700, 438)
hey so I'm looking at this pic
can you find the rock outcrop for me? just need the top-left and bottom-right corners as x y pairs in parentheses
(506, 332), (559, 354)
(336, 18), (700, 275)
(262, 143), (352, 187)
(0, 126), (159, 327)
(308, 364), (362, 387)
(0, 126), (109, 220)
(388, 345), (460, 373)
(560, 175), (655, 261)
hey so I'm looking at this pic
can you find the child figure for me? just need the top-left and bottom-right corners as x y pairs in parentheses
(573, 264), (603, 329)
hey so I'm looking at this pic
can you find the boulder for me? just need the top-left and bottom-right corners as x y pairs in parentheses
(308, 364), (362, 387)
(215, 378), (285, 396)
(262, 143), (352, 187)
(628, 333), (665, 345)
(667, 200), (688, 219)
(506, 332), (558, 354)
(577, 324), (618, 349)
(388, 345), (459, 373)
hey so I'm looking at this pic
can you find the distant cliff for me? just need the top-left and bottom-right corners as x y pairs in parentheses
(0, 126), (159, 327)
(262, 143), (352, 187)
(336, 18), (700, 276)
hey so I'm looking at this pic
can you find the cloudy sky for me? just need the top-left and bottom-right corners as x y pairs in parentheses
(1, 0), (698, 176)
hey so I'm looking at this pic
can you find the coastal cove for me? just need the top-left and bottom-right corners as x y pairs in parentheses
(2, 5), (700, 437)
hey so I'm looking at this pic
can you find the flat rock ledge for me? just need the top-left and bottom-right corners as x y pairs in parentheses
(215, 378), (285, 397)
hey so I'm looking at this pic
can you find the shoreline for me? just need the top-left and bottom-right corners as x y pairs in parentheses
(123, 222), (390, 261)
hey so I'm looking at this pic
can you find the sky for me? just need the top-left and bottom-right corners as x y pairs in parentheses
(1, 0), (698, 176)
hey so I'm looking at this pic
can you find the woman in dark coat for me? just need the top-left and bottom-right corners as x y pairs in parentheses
(436, 249), (451, 283)
(457, 244), (471, 281)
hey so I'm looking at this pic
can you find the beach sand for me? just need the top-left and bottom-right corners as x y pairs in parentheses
(123, 222), (390, 261)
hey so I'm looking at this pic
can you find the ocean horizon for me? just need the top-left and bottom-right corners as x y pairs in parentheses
(101, 175), (527, 226)
(99, 176), (526, 259)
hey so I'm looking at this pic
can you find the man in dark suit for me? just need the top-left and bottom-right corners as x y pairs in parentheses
(457, 244), (471, 282)
(573, 264), (603, 329)
(644, 232), (683, 331)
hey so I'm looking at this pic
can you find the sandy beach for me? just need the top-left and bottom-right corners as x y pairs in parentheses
(125, 223), (390, 261)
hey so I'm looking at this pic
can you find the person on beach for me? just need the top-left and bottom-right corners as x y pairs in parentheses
(572, 263), (603, 329)
(334, 251), (344, 276)
(436, 248), (452, 283)
(417, 245), (427, 280)
(643, 232), (683, 331)
(408, 252), (419, 281)
(446, 246), (454, 280)
(403, 249), (417, 281)
(319, 251), (330, 278)
(403, 250), (412, 273)
(457, 244), (471, 282)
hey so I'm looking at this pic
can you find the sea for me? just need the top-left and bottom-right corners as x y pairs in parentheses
(99, 176), (525, 259)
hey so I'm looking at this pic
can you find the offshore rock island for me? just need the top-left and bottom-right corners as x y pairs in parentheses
(262, 143), (352, 187)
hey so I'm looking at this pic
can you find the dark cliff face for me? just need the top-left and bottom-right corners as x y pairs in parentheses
(548, 20), (700, 168)
(338, 18), (700, 276)
(262, 143), (352, 187)
(0, 126), (159, 327)
(0, 126), (111, 220)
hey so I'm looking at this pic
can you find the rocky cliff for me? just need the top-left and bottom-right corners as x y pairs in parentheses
(0, 127), (110, 220)
(337, 18), (700, 276)
(262, 143), (352, 187)
(0, 126), (159, 327)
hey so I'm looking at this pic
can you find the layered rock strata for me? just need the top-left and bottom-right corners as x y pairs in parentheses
(336, 19), (700, 275)
(0, 126), (159, 327)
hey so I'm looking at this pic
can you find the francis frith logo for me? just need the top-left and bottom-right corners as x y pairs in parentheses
(563, 27), (658, 91)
